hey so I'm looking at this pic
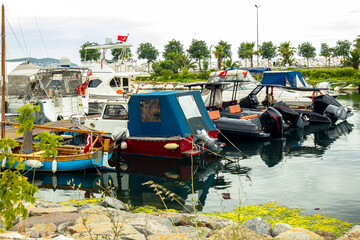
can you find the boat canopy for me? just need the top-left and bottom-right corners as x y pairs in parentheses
(261, 71), (309, 87)
(128, 91), (216, 137)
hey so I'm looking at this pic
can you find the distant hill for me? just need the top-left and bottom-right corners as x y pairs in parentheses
(6, 57), (78, 68)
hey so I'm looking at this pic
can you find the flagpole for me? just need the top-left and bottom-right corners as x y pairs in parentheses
(1, 4), (5, 138)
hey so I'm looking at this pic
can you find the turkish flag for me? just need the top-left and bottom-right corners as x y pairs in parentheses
(118, 35), (128, 42)
(83, 136), (92, 153)
(219, 70), (227, 77)
(242, 70), (248, 78)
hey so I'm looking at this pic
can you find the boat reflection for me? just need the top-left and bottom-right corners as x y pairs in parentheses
(222, 121), (353, 168)
(26, 154), (235, 211)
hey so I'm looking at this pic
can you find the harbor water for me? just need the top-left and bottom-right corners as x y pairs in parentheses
(31, 91), (360, 224)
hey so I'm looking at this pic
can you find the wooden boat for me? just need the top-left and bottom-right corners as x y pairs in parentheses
(1, 123), (115, 172)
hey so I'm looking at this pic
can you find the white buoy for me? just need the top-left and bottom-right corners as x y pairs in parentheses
(121, 141), (128, 149)
(164, 143), (179, 150)
(25, 160), (43, 169)
(52, 159), (57, 174)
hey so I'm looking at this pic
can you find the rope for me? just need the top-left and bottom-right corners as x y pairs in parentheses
(217, 129), (247, 159)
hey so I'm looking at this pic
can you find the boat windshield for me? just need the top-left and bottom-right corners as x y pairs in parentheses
(103, 104), (128, 120)
(88, 79), (102, 88)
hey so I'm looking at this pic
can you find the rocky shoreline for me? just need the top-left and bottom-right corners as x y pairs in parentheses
(1, 197), (359, 240)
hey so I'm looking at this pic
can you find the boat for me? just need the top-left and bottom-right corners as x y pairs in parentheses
(1, 123), (115, 172)
(76, 90), (224, 159)
(81, 38), (150, 114)
(240, 84), (353, 124)
(208, 69), (313, 106)
(186, 82), (284, 140)
(5, 61), (90, 123)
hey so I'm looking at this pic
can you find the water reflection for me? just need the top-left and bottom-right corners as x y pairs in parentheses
(222, 120), (353, 168)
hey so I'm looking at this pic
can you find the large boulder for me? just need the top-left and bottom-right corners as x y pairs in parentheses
(272, 223), (293, 237)
(337, 225), (360, 240)
(242, 217), (272, 236)
(274, 227), (324, 239)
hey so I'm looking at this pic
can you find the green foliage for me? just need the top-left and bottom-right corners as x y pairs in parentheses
(59, 197), (103, 207)
(278, 41), (296, 65)
(334, 40), (352, 60)
(79, 41), (101, 61)
(187, 39), (210, 71)
(111, 48), (132, 61)
(14, 104), (40, 135)
(0, 138), (38, 230)
(207, 202), (355, 237)
(238, 42), (255, 67)
(136, 42), (159, 72)
(298, 42), (316, 67)
(153, 60), (177, 75)
(163, 39), (184, 60)
(34, 132), (63, 159)
(345, 49), (360, 69)
(259, 41), (277, 67)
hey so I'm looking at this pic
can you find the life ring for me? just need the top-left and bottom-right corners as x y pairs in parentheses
(77, 85), (86, 95)
(116, 89), (123, 94)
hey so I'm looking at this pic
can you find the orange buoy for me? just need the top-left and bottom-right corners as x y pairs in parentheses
(116, 89), (123, 94)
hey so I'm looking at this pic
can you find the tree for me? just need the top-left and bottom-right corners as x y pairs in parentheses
(278, 41), (296, 65)
(354, 35), (360, 50)
(79, 41), (101, 61)
(298, 42), (316, 68)
(187, 39), (210, 72)
(320, 43), (333, 68)
(238, 42), (255, 67)
(334, 40), (351, 63)
(259, 41), (277, 67)
(213, 45), (225, 70)
(180, 54), (196, 70)
(217, 40), (232, 59)
(111, 48), (132, 61)
(223, 58), (239, 68)
(153, 60), (177, 75)
(163, 39), (184, 59)
(136, 42), (159, 73)
(345, 49), (360, 69)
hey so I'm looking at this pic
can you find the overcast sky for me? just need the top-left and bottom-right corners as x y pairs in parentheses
(2, 0), (360, 65)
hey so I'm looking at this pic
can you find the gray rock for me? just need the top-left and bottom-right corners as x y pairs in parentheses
(272, 222), (293, 237)
(274, 227), (323, 239)
(52, 235), (75, 240)
(58, 221), (76, 234)
(0, 232), (26, 239)
(175, 226), (212, 239)
(337, 225), (360, 240)
(242, 217), (272, 236)
(99, 196), (127, 210)
(26, 227), (39, 238)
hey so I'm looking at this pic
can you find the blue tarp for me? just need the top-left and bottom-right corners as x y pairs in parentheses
(226, 67), (272, 73)
(128, 91), (216, 137)
(261, 71), (308, 87)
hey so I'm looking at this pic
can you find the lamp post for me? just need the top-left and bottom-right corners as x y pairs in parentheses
(255, 4), (260, 67)
(209, 45), (213, 70)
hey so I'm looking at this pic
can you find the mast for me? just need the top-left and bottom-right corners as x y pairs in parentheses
(1, 4), (5, 138)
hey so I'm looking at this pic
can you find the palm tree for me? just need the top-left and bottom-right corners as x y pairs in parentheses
(278, 41), (296, 65)
(213, 45), (225, 70)
(238, 42), (255, 67)
(224, 58), (240, 68)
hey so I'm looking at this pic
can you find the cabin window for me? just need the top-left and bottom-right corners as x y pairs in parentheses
(88, 79), (102, 88)
(110, 77), (122, 87)
(103, 105), (128, 120)
(178, 95), (201, 119)
(140, 99), (161, 122)
(123, 78), (129, 87)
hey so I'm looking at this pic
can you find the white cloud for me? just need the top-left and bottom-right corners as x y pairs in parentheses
(2, 0), (360, 65)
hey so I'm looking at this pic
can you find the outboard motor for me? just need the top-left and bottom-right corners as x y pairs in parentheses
(195, 129), (224, 153)
(313, 94), (353, 121)
(272, 101), (309, 128)
(259, 107), (284, 138)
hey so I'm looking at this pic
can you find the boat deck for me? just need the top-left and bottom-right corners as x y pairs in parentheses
(4, 114), (101, 139)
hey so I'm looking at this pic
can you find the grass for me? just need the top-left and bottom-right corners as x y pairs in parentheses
(206, 201), (355, 237)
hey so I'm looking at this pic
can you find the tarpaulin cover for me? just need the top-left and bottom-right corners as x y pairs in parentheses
(128, 91), (216, 137)
(261, 71), (308, 87)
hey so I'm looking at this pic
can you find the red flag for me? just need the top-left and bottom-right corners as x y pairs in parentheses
(83, 136), (92, 153)
(219, 70), (227, 77)
(118, 35), (128, 42)
(87, 71), (92, 77)
(242, 70), (248, 78)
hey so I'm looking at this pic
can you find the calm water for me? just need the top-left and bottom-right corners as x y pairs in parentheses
(31, 91), (360, 223)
